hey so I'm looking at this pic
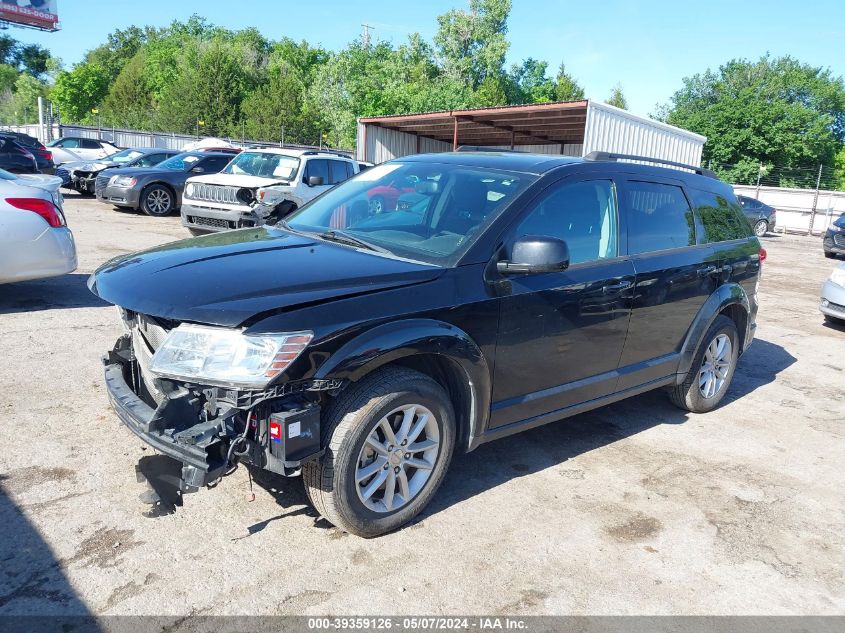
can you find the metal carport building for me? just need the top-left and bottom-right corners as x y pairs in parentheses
(357, 99), (705, 166)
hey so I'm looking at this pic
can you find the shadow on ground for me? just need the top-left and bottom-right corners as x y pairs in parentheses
(0, 274), (108, 314)
(0, 478), (98, 625)
(130, 337), (798, 534)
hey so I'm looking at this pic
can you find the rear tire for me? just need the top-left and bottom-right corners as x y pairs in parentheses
(140, 184), (174, 217)
(753, 219), (768, 237)
(303, 367), (455, 538)
(668, 315), (739, 413)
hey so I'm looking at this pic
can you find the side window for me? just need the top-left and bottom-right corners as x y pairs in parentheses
(346, 161), (355, 179)
(81, 139), (100, 149)
(61, 138), (80, 148)
(305, 159), (329, 184)
(624, 181), (695, 254)
(689, 189), (752, 243)
(136, 154), (160, 167)
(198, 156), (231, 173)
(328, 160), (350, 185)
(514, 180), (618, 265)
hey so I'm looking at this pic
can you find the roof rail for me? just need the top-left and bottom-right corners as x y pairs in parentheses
(302, 149), (352, 158)
(584, 151), (716, 179)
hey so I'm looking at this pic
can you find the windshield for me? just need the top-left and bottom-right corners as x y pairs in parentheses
(109, 149), (144, 164)
(158, 153), (201, 171)
(222, 152), (299, 180)
(834, 214), (845, 228)
(286, 161), (534, 265)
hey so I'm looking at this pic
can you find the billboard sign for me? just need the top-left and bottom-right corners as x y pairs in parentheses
(0, 1), (59, 32)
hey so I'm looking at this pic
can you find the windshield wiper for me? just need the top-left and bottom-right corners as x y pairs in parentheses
(316, 230), (389, 254)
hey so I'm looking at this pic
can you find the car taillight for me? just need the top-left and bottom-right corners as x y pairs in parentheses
(38, 150), (52, 161)
(759, 247), (767, 263)
(6, 197), (64, 228)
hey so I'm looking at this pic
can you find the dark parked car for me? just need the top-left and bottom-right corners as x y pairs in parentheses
(57, 147), (181, 195)
(823, 213), (845, 259)
(0, 132), (55, 174)
(737, 194), (777, 237)
(0, 136), (38, 173)
(95, 152), (233, 217)
(90, 151), (763, 537)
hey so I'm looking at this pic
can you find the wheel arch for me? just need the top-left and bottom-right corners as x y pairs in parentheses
(313, 319), (491, 453)
(677, 283), (751, 380)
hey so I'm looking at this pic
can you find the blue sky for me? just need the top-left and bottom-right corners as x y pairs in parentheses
(13, 0), (845, 117)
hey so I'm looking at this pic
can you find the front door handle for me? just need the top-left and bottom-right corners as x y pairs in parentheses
(603, 280), (632, 293)
(697, 265), (719, 277)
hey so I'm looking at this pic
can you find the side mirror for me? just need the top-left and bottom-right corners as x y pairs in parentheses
(307, 175), (324, 186)
(190, 166), (205, 173)
(497, 235), (570, 275)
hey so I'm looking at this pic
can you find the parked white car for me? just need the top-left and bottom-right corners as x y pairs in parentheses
(180, 148), (358, 234)
(0, 169), (77, 284)
(46, 137), (120, 164)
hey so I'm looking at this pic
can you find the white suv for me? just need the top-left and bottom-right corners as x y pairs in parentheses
(180, 148), (358, 234)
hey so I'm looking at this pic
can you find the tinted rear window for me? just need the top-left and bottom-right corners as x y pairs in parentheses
(689, 189), (751, 243)
(624, 181), (695, 254)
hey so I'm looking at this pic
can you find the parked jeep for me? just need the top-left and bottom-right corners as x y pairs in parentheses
(90, 150), (763, 537)
(180, 148), (358, 235)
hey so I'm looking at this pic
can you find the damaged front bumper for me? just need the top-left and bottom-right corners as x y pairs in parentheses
(104, 334), (332, 490)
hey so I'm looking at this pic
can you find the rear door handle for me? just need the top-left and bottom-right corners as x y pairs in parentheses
(603, 281), (632, 292)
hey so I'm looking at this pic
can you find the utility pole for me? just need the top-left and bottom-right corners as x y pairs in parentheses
(755, 161), (763, 198)
(361, 23), (374, 48)
(808, 164), (823, 235)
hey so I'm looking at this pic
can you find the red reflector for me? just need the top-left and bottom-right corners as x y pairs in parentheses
(6, 197), (63, 228)
(759, 248), (767, 263)
(269, 421), (282, 443)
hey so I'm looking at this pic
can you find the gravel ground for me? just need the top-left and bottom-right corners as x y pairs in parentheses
(1, 193), (843, 617)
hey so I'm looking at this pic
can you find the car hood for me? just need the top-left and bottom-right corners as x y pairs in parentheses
(88, 226), (443, 327)
(188, 173), (288, 188)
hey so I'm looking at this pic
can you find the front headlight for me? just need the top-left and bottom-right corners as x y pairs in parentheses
(149, 324), (313, 388)
(111, 175), (137, 187)
(185, 182), (195, 198)
(829, 268), (845, 288)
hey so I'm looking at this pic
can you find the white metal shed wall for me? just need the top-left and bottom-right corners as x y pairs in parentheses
(356, 123), (451, 162)
(582, 101), (705, 166)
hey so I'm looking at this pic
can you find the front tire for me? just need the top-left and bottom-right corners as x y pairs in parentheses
(668, 315), (739, 413)
(824, 251), (836, 259)
(303, 367), (456, 537)
(753, 219), (768, 237)
(140, 184), (174, 217)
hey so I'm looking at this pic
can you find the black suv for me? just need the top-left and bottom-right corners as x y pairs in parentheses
(90, 151), (763, 537)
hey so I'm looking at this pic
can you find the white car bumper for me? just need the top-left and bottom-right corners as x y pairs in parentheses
(0, 224), (77, 284)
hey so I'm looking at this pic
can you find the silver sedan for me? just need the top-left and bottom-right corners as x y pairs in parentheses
(0, 169), (77, 284)
(820, 262), (845, 324)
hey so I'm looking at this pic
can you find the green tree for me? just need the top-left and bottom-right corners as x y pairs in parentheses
(0, 73), (48, 122)
(508, 58), (555, 104)
(51, 63), (110, 122)
(607, 83), (628, 109)
(102, 52), (154, 129)
(554, 63), (585, 101)
(661, 55), (845, 184)
(434, 0), (511, 90)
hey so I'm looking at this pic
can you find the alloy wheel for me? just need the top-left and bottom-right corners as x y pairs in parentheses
(147, 189), (171, 214)
(754, 220), (767, 237)
(355, 404), (440, 513)
(699, 333), (732, 399)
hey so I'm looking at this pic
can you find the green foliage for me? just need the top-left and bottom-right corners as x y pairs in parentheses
(554, 63), (585, 102)
(434, 0), (511, 90)
(661, 55), (845, 185)
(508, 58), (555, 104)
(606, 83), (628, 109)
(51, 64), (109, 123)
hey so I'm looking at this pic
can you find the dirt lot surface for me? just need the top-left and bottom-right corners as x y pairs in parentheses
(1, 194), (844, 616)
